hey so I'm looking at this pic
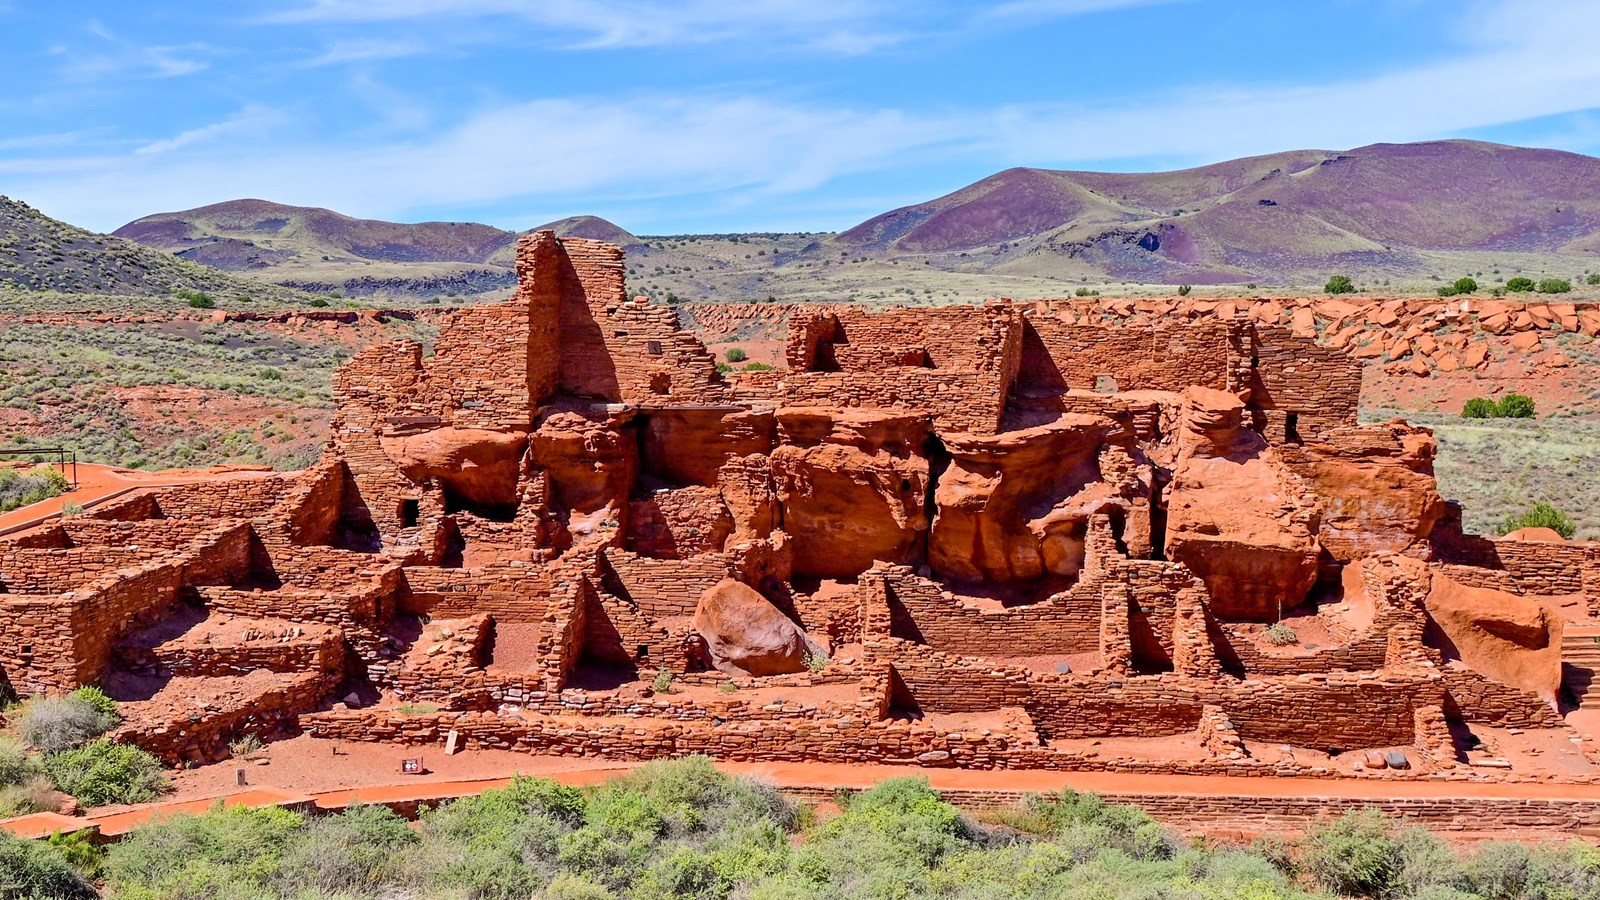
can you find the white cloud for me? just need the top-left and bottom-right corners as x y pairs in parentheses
(264, 0), (908, 54)
(134, 106), (287, 156)
(10, 0), (1600, 233)
(54, 21), (216, 81)
(301, 37), (429, 66)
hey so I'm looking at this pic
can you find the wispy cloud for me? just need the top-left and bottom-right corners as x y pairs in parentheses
(301, 37), (429, 67)
(264, 0), (911, 54)
(134, 106), (286, 156)
(10, 0), (1600, 234)
(54, 20), (217, 81)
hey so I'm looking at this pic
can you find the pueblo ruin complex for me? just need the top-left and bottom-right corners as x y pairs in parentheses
(2, 232), (1594, 787)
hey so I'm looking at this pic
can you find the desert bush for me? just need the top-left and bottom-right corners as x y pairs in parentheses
(725, 347), (748, 363)
(1497, 502), (1577, 539)
(69, 685), (120, 724)
(58, 500), (84, 517)
(229, 734), (264, 760)
(43, 739), (166, 807)
(105, 802), (305, 899)
(1324, 275), (1355, 294)
(0, 465), (69, 514)
(308, 297), (330, 308)
(651, 670), (675, 694)
(15, 694), (115, 752)
(1588, 273), (1600, 286)
(0, 831), (97, 900)
(272, 803), (418, 897)
(1177, 284), (1192, 296)
(1496, 392), (1536, 418)
(0, 776), (59, 818)
(1506, 276), (1536, 292)
(1302, 809), (1403, 898)
(1453, 276), (1478, 294)
(743, 362), (776, 371)
(0, 738), (40, 790)
(1265, 623), (1299, 646)
(1462, 397), (1497, 418)
(1538, 278), (1572, 294)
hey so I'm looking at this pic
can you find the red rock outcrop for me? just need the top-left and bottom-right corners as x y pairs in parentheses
(771, 408), (929, 578)
(1164, 387), (1320, 621)
(1280, 422), (1445, 561)
(931, 415), (1148, 583)
(380, 427), (527, 510)
(1426, 570), (1564, 710)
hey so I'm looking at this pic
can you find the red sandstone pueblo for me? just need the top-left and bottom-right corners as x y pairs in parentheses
(3, 230), (1597, 810)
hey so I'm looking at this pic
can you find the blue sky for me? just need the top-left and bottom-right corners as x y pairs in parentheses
(5, 0), (1600, 235)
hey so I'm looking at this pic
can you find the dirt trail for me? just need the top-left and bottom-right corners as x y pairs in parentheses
(0, 463), (275, 532)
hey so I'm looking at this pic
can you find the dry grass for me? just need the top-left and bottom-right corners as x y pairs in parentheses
(1365, 407), (1600, 540)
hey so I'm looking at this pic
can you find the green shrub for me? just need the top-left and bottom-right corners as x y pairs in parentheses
(1537, 278), (1572, 294)
(1324, 275), (1354, 294)
(0, 776), (59, 818)
(1303, 809), (1403, 898)
(308, 298), (330, 308)
(0, 738), (40, 789)
(272, 803), (418, 897)
(16, 695), (115, 752)
(105, 803), (304, 898)
(1176, 284), (1192, 296)
(1462, 397), (1497, 418)
(69, 686), (120, 725)
(725, 347), (747, 363)
(1496, 392), (1536, 418)
(1497, 502), (1577, 539)
(1453, 276), (1478, 294)
(0, 465), (70, 514)
(651, 670), (675, 694)
(1437, 285), (1458, 297)
(43, 740), (166, 807)
(743, 362), (776, 372)
(1506, 276), (1536, 292)
(1264, 623), (1299, 646)
(0, 831), (97, 900)
(1588, 274), (1600, 286)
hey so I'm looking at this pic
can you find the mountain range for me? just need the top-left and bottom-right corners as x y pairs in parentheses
(8, 139), (1599, 304)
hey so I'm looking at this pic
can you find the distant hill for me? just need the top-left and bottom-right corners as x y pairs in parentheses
(530, 215), (642, 247)
(0, 196), (307, 301)
(835, 140), (1600, 283)
(101, 140), (1600, 302)
(113, 202), (645, 300)
(115, 199), (523, 271)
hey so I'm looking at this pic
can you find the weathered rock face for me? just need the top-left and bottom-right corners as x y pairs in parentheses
(380, 427), (528, 510)
(693, 578), (819, 676)
(772, 408), (930, 578)
(640, 408), (775, 487)
(527, 410), (638, 546)
(1426, 571), (1564, 709)
(931, 415), (1146, 583)
(1281, 422), (1445, 561)
(1164, 388), (1321, 621)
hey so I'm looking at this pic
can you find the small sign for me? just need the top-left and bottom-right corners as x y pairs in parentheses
(400, 757), (424, 775)
(236, 768), (247, 787)
(444, 729), (461, 756)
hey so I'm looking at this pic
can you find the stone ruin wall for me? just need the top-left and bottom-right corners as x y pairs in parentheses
(0, 230), (1592, 784)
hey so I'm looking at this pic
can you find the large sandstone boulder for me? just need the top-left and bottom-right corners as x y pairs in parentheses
(380, 427), (528, 508)
(1426, 571), (1563, 709)
(1164, 388), (1321, 621)
(693, 578), (820, 676)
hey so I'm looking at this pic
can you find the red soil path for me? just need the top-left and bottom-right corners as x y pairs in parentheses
(0, 463), (275, 533)
(18, 742), (1600, 843)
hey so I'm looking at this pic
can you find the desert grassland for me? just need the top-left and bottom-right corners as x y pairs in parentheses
(1365, 408), (1600, 540)
(0, 311), (433, 471)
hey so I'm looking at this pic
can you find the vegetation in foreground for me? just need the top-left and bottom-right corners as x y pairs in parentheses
(0, 689), (166, 818)
(1, 757), (1597, 899)
(0, 465), (68, 514)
